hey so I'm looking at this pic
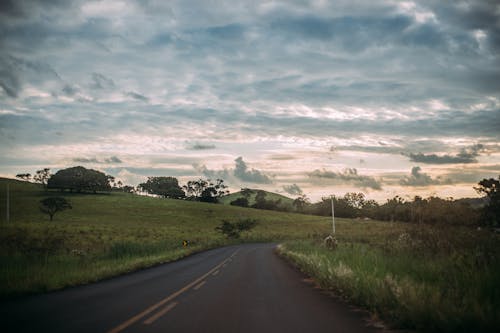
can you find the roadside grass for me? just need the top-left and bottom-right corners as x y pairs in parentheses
(278, 226), (500, 333)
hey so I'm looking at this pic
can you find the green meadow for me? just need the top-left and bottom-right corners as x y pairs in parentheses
(1, 178), (498, 332)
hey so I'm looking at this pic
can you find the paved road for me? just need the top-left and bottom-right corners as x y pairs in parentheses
(1, 243), (382, 333)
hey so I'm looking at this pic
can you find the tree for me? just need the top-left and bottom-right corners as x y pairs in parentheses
(34, 168), (51, 189)
(475, 176), (500, 227)
(39, 197), (72, 221)
(16, 173), (31, 181)
(184, 178), (229, 203)
(215, 218), (257, 238)
(47, 166), (112, 193)
(240, 188), (253, 198)
(138, 177), (185, 198)
(230, 197), (249, 207)
(293, 195), (309, 212)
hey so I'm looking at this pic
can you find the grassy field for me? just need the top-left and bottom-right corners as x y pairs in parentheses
(1, 178), (499, 332)
(0, 178), (332, 297)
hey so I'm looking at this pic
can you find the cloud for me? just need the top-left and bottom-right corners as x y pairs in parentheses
(234, 156), (272, 184)
(126, 91), (149, 102)
(0, 54), (60, 98)
(399, 166), (452, 186)
(72, 156), (122, 164)
(407, 144), (485, 164)
(195, 157), (272, 184)
(61, 84), (78, 96)
(90, 72), (115, 90)
(309, 168), (382, 190)
(283, 183), (303, 196)
(104, 156), (122, 163)
(188, 143), (216, 150)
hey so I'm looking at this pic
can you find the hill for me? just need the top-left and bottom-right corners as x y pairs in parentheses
(220, 189), (295, 210)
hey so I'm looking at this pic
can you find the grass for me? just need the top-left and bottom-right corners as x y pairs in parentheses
(0, 178), (331, 297)
(1, 178), (499, 332)
(278, 226), (500, 332)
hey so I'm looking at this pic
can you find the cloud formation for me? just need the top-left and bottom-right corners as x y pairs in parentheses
(407, 144), (485, 164)
(188, 143), (216, 150)
(309, 168), (382, 190)
(400, 166), (452, 187)
(196, 157), (272, 184)
(283, 183), (303, 196)
(73, 156), (122, 164)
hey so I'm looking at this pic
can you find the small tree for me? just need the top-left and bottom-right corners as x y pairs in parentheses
(230, 197), (249, 207)
(215, 218), (257, 238)
(34, 168), (51, 189)
(240, 188), (253, 198)
(475, 176), (500, 227)
(293, 194), (309, 212)
(16, 173), (32, 181)
(39, 197), (72, 221)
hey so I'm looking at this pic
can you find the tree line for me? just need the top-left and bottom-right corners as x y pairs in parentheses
(16, 167), (499, 227)
(16, 166), (229, 203)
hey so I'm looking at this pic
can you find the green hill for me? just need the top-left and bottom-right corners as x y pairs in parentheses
(220, 189), (295, 210)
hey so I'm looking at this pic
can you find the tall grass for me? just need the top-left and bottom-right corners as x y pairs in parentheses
(278, 226), (500, 332)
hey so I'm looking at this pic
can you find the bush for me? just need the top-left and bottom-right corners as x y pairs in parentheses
(215, 218), (257, 238)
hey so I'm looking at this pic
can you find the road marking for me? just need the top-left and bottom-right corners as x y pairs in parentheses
(106, 249), (239, 333)
(193, 281), (206, 290)
(212, 270), (220, 276)
(143, 302), (178, 325)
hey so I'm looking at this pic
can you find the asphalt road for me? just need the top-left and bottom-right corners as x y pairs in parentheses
(1, 243), (383, 333)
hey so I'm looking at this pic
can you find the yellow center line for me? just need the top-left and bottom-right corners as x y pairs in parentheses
(143, 302), (178, 325)
(106, 249), (239, 333)
(193, 281), (206, 290)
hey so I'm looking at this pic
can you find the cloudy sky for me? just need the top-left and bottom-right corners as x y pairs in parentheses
(1, 0), (499, 202)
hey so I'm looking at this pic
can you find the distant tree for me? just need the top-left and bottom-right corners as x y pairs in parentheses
(343, 192), (365, 210)
(240, 188), (253, 198)
(184, 178), (229, 203)
(16, 173), (31, 181)
(47, 166), (112, 193)
(39, 197), (72, 221)
(230, 197), (249, 207)
(215, 218), (257, 238)
(293, 195), (310, 212)
(361, 199), (379, 218)
(122, 185), (135, 193)
(138, 177), (185, 198)
(34, 168), (52, 189)
(475, 176), (500, 227)
(253, 190), (268, 208)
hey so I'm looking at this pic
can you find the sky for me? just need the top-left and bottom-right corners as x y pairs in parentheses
(1, 0), (499, 202)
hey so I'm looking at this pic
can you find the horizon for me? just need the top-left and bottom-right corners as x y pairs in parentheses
(1, 1), (499, 202)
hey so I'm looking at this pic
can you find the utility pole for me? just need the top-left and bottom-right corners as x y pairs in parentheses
(331, 196), (335, 234)
(6, 183), (10, 223)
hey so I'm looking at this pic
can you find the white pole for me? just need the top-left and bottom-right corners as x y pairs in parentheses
(6, 183), (10, 223)
(331, 196), (335, 234)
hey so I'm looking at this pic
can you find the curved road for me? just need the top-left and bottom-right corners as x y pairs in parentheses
(1, 243), (383, 333)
